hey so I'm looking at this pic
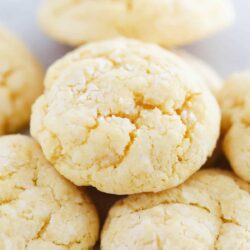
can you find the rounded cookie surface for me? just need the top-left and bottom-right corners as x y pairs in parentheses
(174, 50), (223, 96)
(101, 169), (250, 250)
(0, 135), (99, 249)
(219, 71), (250, 182)
(38, 0), (234, 47)
(0, 26), (43, 135)
(31, 38), (220, 194)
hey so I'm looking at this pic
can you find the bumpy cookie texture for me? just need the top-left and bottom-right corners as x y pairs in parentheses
(174, 50), (223, 166)
(219, 71), (250, 182)
(174, 50), (223, 96)
(0, 26), (43, 135)
(31, 38), (220, 195)
(101, 169), (250, 250)
(38, 0), (234, 47)
(0, 135), (99, 250)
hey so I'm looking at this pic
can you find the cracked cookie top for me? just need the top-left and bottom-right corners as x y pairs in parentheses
(219, 71), (250, 182)
(101, 169), (250, 250)
(38, 0), (234, 47)
(0, 25), (43, 135)
(31, 38), (220, 194)
(0, 135), (99, 250)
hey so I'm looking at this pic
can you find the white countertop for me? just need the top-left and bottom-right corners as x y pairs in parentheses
(0, 0), (249, 77)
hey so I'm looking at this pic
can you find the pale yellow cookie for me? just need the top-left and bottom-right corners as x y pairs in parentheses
(0, 25), (43, 135)
(174, 50), (223, 96)
(31, 38), (220, 195)
(173, 50), (223, 166)
(0, 135), (99, 249)
(219, 71), (250, 182)
(38, 0), (234, 47)
(101, 169), (250, 250)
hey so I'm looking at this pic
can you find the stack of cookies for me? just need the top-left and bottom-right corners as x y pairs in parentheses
(1, 1), (250, 249)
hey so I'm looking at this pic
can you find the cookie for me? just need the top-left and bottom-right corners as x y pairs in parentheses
(0, 135), (99, 249)
(0, 25), (43, 135)
(38, 0), (234, 47)
(101, 169), (250, 250)
(30, 38), (220, 195)
(174, 50), (223, 96)
(219, 71), (250, 182)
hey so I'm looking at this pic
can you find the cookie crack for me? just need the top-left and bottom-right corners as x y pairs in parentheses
(0, 66), (13, 87)
(110, 92), (198, 172)
(214, 220), (224, 250)
(0, 162), (29, 181)
(125, 0), (133, 11)
(213, 198), (250, 249)
(0, 196), (19, 207)
(156, 235), (164, 250)
(30, 214), (52, 242)
(241, 117), (250, 127)
(43, 54), (202, 181)
(119, 200), (212, 218)
(47, 89), (198, 176)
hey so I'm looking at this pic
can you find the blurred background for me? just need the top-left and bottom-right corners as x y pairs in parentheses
(0, 0), (249, 77)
